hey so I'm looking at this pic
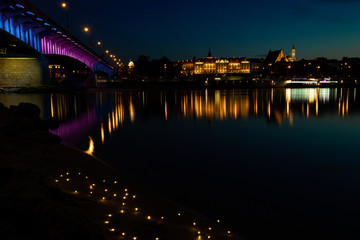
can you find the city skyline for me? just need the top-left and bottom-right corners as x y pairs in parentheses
(26, 0), (360, 62)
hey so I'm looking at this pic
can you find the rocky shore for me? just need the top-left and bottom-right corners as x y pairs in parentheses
(0, 103), (237, 240)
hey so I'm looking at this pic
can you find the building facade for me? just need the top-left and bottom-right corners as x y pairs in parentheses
(178, 55), (252, 76)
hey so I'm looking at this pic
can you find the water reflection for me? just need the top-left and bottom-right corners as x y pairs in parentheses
(41, 88), (359, 144)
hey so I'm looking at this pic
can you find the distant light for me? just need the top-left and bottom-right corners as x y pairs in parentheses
(97, 41), (101, 45)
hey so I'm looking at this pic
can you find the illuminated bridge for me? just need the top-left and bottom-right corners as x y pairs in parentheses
(0, 0), (115, 85)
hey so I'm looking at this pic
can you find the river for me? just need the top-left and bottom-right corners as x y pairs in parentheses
(1, 87), (359, 240)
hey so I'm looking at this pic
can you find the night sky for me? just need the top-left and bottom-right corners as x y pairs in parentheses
(27, 0), (360, 62)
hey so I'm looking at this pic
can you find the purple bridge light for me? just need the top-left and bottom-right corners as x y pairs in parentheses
(0, 0), (114, 75)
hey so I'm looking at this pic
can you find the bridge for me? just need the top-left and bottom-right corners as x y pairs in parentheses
(0, 0), (115, 86)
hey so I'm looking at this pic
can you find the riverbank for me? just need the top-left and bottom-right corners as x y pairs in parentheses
(0, 103), (236, 240)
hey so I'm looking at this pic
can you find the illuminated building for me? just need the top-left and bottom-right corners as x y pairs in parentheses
(178, 50), (251, 76)
(288, 44), (296, 62)
(266, 49), (288, 64)
(266, 45), (296, 64)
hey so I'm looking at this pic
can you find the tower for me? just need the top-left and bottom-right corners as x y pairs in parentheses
(291, 44), (296, 61)
(207, 48), (212, 59)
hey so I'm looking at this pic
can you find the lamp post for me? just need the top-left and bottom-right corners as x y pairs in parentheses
(61, 2), (69, 31)
(97, 41), (104, 56)
(286, 65), (291, 78)
(84, 27), (91, 48)
(317, 66), (321, 77)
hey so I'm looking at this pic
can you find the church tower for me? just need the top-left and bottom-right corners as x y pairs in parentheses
(207, 48), (213, 59)
(291, 44), (296, 62)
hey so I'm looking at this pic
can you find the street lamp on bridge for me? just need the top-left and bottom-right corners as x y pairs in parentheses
(61, 2), (70, 32)
(84, 27), (92, 48)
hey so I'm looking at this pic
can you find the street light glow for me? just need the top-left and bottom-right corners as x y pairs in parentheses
(84, 27), (89, 32)
(97, 41), (101, 45)
(61, 2), (67, 8)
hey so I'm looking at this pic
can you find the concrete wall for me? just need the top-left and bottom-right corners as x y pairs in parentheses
(0, 57), (50, 87)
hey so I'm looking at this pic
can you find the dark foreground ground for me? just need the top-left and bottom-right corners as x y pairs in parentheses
(0, 103), (236, 240)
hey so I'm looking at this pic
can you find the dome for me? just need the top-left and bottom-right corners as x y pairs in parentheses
(128, 60), (134, 68)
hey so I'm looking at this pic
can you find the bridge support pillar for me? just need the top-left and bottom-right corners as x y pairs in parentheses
(0, 57), (50, 87)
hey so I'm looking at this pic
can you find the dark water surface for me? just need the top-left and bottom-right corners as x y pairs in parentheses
(2, 88), (360, 240)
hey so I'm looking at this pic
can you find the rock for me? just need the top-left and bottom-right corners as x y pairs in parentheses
(19, 130), (62, 145)
(0, 103), (9, 113)
(10, 103), (41, 119)
(43, 118), (60, 130)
